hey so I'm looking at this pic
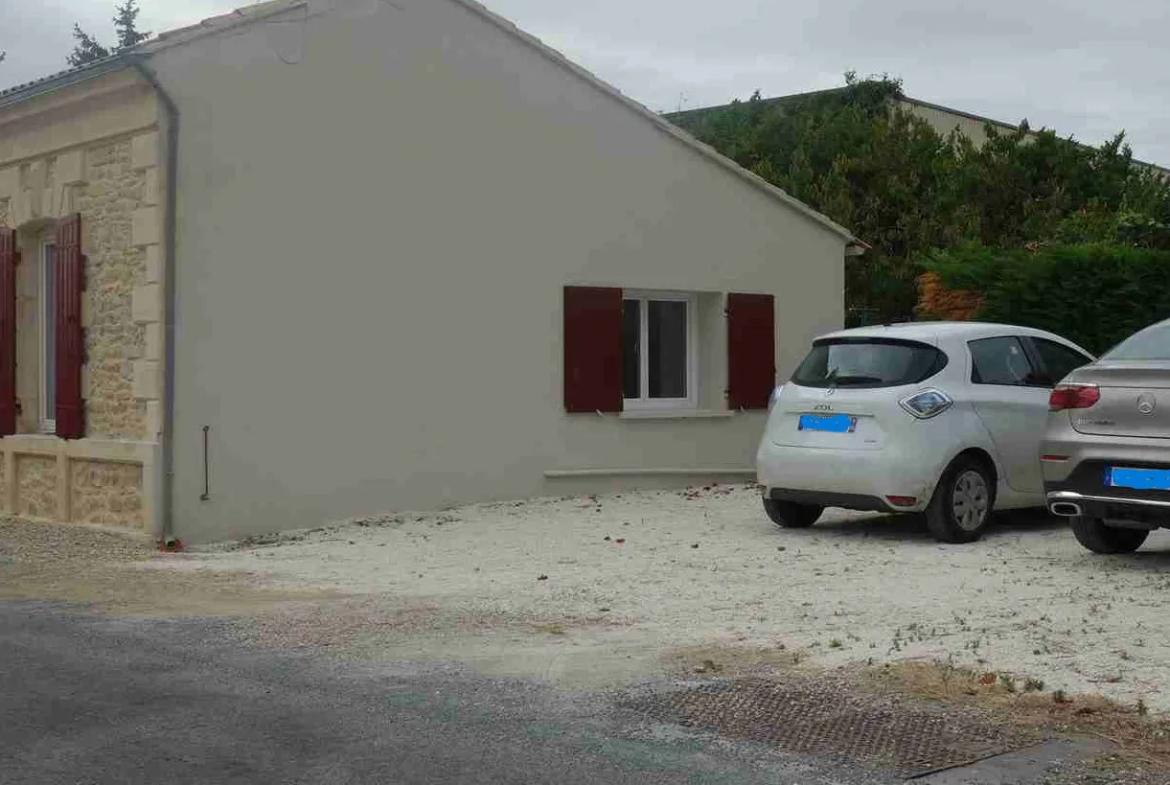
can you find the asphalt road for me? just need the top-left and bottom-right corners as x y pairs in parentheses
(0, 601), (895, 785)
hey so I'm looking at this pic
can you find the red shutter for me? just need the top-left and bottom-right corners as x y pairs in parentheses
(727, 292), (775, 410)
(0, 228), (17, 436)
(55, 214), (85, 439)
(563, 286), (623, 413)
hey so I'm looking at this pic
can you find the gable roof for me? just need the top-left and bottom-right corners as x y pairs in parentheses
(0, 0), (861, 246)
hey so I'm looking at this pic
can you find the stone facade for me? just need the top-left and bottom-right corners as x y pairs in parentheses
(70, 459), (144, 527)
(16, 455), (58, 519)
(0, 71), (162, 533)
(77, 138), (150, 440)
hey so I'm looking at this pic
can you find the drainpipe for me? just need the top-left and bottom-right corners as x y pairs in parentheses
(130, 56), (179, 548)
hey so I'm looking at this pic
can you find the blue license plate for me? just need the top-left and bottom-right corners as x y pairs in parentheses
(798, 414), (856, 433)
(1106, 467), (1170, 491)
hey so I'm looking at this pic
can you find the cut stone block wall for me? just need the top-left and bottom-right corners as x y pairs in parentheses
(16, 455), (58, 519)
(70, 459), (144, 527)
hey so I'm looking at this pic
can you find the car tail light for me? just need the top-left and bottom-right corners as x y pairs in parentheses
(899, 388), (953, 419)
(886, 495), (918, 507)
(1049, 384), (1100, 412)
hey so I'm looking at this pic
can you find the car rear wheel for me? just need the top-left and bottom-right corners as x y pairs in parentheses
(925, 456), (995, 544)
(1071, 518), (1149, 554)
(763, 499), (824, 528)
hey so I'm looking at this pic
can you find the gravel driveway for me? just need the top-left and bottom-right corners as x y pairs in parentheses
(153, 483), (1170, 711)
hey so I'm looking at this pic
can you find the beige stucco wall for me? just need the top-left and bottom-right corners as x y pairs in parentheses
(153, 0), (848, 543)
(898, 100), (1000, 147)
(0, 70), (163, 530)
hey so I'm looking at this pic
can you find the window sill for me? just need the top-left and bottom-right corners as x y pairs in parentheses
(619, 409), (737, 421)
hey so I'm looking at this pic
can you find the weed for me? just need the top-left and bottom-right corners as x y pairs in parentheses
(1024, 678), (1045, 693)
(530, 623), (566, 636)
(999, 674), (1017, 693)
(829, 639), (843, 649)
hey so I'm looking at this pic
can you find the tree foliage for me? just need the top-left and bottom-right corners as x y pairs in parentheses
(67, 25), (111, 67)
(68, 0), (149, 67)
(668, 77), (1170, 326)
(919, 244), (1170, 354)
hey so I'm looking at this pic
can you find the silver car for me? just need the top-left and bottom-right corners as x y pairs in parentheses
(1043, 318), (1170, 553)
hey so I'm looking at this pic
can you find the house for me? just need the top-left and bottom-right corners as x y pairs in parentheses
(0, 0), (861, 544)
(669, 88), (1170, 177)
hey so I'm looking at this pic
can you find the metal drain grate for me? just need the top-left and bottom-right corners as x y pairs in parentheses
(625, 679), (1037, 778)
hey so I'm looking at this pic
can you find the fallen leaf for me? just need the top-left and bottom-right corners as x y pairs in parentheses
(615, 538), (626, 544)
(537, 574), (548, 581)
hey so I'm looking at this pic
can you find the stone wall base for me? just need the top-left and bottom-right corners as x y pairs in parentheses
(0, 435), (156, 530)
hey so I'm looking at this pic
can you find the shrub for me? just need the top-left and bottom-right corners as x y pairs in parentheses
(917, 244), (1170, 353)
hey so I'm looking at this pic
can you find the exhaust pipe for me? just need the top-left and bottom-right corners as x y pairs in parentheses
(1050, 502), (1082, 517)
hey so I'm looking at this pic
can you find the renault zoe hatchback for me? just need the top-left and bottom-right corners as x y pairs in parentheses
(756, 322), (1094, 543)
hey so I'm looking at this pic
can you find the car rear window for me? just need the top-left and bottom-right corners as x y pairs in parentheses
(1103, 321), (1170, 361)
(791, 338), (947, 389)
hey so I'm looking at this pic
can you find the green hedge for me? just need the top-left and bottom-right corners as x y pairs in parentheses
(920, 244), (1170, 354)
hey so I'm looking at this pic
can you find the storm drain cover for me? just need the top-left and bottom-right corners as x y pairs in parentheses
(625, 679), (1038, 778)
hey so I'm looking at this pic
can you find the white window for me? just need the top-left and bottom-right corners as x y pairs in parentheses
(622, 291), (697, 410)
(40, 235), (57, 433)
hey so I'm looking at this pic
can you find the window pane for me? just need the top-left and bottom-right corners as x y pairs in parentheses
(792, 340), (945, 389)
(622, 299), (640, 400)
(1033, 338), (1091, 385)
(44, 244), (56, 417)
(969, 337), (1037, 386)
(648, 300), (687, 399)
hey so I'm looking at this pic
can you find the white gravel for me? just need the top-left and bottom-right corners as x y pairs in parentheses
(152, 483), (1170, 708)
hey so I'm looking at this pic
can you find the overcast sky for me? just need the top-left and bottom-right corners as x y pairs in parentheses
(4, 0), (1169, 164)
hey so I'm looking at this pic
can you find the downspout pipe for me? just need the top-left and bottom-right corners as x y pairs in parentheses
(130, 56), (179, 548)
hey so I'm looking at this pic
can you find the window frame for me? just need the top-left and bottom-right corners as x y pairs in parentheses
(622, 290), (699, 411)
(39, 233), (57, 434)
(968, 335), (1046, 388)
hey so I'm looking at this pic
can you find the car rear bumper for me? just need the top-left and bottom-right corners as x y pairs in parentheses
(1046, 490), (1170, 528)
(756, 441), (937, 513)
(767, 487), (894, 513)
(1042, 416), (1170, 525)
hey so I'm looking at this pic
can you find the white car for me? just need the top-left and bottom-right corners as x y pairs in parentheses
(756, 322), (1094, 543)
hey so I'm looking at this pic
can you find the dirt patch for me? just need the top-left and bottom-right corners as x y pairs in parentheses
(865, 661), (1170, 775)
(0, 516), (332, 617)
(240, 596), (641, 651)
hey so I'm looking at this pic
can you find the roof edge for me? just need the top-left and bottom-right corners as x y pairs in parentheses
(0, 54), (134, 112)
(448, 0), (860, 245)
(0, 1), (308, 113)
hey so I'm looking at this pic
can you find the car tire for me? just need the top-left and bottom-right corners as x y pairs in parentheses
(763, 499), (824, 528)
(925, 456), (995, 544)
(1071, 517), (1149, 554)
